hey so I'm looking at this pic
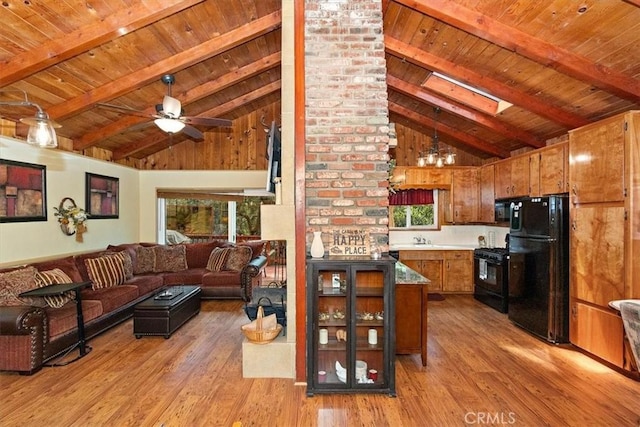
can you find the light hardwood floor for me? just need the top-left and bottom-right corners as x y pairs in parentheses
(1, 295), (639, 427)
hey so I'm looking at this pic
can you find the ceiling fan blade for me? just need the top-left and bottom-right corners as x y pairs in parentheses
(182, 124), (204, 140)
(183, 116), (232, 127)
(97, 103), (154, 119)
(162, 96), (182, 118)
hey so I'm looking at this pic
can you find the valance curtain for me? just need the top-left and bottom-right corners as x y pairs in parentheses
(388, 189), (434, 206)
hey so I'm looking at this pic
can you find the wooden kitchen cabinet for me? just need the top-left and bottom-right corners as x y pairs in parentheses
(403, 167), (452, 189)
(479, 164), (495, 223)
(568, 110), (640, 374)
(399, 252), (442, 293)
(494, 155), (530, 199)
(399, 250), (473, 294)
(443, 251), (473, 293)
(569, 115), (626, 204)
(450, 168), (479, 223)
(395, 282), (428, 366)
(531, 143), (568, 197)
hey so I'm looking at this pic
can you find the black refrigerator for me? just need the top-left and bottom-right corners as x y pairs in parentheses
(508, 195), (569, 344)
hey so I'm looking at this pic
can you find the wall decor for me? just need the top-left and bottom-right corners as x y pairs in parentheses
(329, 228), (370, 257)
(0, 159), (47, 223)
(85, 173), (119, 218)
(54, 197), (88, 242)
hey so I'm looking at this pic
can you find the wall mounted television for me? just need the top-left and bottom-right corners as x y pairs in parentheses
(265, 120), (281, 194)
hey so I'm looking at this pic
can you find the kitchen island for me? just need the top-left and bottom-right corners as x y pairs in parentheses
(395, 261), (430, 366)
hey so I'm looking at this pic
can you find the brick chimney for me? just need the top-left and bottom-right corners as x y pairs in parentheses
(305, 0), (390, 254)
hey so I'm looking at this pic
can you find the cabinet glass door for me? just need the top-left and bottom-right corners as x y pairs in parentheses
(353, 268), (386, 389)
(315, 266), (349, 387)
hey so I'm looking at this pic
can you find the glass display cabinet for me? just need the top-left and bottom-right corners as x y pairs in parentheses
(306, 256), (396, 396)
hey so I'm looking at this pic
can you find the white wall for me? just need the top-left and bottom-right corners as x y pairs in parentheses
(0, 137), (139, 266)
(389, 224), (511, 248)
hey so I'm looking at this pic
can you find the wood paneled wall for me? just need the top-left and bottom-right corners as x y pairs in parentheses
(136, 103), (281, 170)
(391, 121), (484, 167)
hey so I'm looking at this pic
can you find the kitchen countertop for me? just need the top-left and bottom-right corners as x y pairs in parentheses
(390, 244), (478, 251)
(395, 261), (430, 285)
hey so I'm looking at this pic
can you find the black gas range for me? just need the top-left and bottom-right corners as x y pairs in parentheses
(473, 247), (509, 313)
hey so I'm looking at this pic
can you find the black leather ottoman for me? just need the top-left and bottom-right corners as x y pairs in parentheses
(133, 285), (201, 339)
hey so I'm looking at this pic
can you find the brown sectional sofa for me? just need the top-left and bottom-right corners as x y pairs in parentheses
(0, 239), (267, 375)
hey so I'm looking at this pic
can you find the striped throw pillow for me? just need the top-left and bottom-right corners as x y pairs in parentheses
(85, 254), (127, 290)
(206, 247), (231, 272)
(35, 268), (75, 308)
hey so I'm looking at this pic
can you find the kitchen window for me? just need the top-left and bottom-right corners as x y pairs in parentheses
(389, 189), (439, 229)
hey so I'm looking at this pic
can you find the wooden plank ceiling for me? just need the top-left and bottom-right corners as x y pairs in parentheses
(0, 0), (638, 165)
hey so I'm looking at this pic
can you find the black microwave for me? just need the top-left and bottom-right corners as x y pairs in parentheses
(494, 200), (511, 223)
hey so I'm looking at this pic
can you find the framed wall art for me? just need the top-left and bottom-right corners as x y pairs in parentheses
(0, 159), (47, 223)
(85, 172), (119, 219)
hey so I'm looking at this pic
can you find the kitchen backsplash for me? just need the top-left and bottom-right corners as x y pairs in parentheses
(389, 225), (510, 248)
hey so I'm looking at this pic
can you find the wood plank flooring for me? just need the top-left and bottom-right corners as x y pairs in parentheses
(1, 295), (639, 426)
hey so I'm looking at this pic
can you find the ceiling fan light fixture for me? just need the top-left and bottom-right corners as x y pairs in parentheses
(154, 118), (185, 134)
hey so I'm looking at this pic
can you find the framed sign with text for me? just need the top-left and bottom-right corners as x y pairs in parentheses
(329, 228), (370, 257)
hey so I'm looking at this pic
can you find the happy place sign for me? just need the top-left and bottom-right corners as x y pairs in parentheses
(329, 228), (370, 257)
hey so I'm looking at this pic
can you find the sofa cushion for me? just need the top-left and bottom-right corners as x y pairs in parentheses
(162, 268), (208, 286)
(184, 240), (232, 268)
(125, 274), (164, 296)
(206, 247), (231, 272)
(238, 240), (267, 259)
(31, 256), (84, 283)
(224, 246), (253, 271)
(35, 269), (75, 308)
(133, 246), (156, 274)
(201, 270), (242, 287)
(154, 245), (187, 272)
(107, 243), (142, 270)
(0, 266), (45, 307)
(46, 300), (103, 338)
(85, 254), (127, 289)
(80, 285), (139, 314)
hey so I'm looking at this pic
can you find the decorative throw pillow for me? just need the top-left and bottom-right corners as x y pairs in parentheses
(224, 246), (253, 271)
(35, 268), (75, 308)
(0, 266), (46, 307)
(154, 245), (187, 273)
(206, 247), (231, 272)
(134, 246), (156, 274)
(85, 254), (127, 289)
(102, 251), (133, 280)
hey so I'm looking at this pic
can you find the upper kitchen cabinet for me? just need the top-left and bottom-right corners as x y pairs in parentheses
(479, 164), (495, 223)
(494, 155), (530, 199)
(403, 167), (452, 189)
(450, 168), (479, 223)
(569, 117), (626, 204)
(530, 143), (568, 197)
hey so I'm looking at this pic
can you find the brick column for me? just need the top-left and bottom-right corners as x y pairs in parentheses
(305, 0), (390, 254)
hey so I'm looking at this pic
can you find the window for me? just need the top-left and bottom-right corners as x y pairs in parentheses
(390, 190), (439, 229)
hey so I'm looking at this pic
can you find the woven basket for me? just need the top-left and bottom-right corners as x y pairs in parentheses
(241, 306), (283, 344)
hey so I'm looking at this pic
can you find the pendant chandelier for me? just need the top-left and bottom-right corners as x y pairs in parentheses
(417, 107), (455, 168)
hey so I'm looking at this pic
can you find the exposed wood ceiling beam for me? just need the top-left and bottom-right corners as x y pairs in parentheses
(389, 102), (510, 158)
(113, 80), (281, 160)
(0, 0), (204, 86)
(387, 75), (544, 149)
(75, 53), (281, 151)
(48, 10), (282, 121)
(396, 0), (640, 101)
(623, 0), (640, 8)
(385, 37), (589, 129)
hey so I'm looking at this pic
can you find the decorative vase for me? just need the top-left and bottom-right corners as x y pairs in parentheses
(310, 231), (325, 258)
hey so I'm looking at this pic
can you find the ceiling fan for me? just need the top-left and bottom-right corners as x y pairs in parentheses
(99, 74), (232, 140)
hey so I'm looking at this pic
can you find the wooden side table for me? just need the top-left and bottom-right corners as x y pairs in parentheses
(20, 281), (92, 365)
